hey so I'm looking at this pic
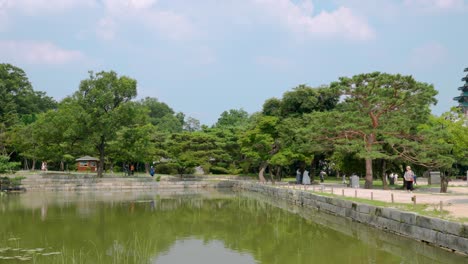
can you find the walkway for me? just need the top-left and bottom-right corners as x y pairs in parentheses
(281, 178), (468, 220)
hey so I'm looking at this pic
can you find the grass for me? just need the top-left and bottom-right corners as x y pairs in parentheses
(305, 190), (464, 222)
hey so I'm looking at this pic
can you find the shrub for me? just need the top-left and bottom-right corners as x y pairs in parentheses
(155, 163), (179, 175)
(0, 155), (20, 174)
(210, 166), (230, 175)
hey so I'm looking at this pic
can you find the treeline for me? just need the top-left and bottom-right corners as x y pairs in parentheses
(0, 64), (467, 190)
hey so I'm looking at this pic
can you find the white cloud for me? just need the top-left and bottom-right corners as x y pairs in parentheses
(3, 0), (97, 13)
(98, 0), (195, 41)
(0, 41), (85, 65)
(252, 0), (374, 41)
(96, 17), (117, 40)
(409, 42), (449, 70)
(404, 0), (466, 11)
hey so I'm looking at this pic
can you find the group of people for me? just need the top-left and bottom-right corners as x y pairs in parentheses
(296, 169), (327, 185)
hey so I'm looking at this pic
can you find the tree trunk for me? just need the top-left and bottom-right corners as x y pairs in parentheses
(268, 165), (275, 184)
(97, 138), (105, 178)
(310, 157), (317, 184)
(364, 133), (375, 189)
(440, 171), (449, 193)
(32, 159), (36, 171)
(276, 166), (282, 181)
(145, 162), (150, 174)
(60, 160), (64, 171)
(23, 158), (29, 170)
(364, 158), (373, 189)
(258, 162), (267, 182)
(381, 159), (388, 190)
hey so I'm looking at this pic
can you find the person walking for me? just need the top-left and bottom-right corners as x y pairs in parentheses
(403, 166), (415, 192)
(319, 170), (326, 183)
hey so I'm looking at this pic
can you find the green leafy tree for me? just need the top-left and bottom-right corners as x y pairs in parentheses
(260, 85), (339, 181)
(183, 116), (201, 132)
(323, 72), (438, 188)
(239, 115), (280, 182)
(0, 63), (56, 155)
(167, 132), (224, 175)
(71, 71), (137, 177)
(0, 155), (20, 173)
(214, 109), (249, 129)
(140, 97), (183, 133)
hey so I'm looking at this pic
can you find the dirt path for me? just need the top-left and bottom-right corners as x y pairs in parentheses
(282, 179), (468, 221)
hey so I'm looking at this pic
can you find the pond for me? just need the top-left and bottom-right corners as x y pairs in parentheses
(0, 190), (467, 263)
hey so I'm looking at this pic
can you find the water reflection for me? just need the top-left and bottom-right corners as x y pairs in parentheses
(152, 239), (256, 264)
(0, 190), (466, 264)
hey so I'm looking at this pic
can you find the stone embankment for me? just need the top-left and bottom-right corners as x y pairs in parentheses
(232, 181), (468, 256)
(19, 174), (236, 191)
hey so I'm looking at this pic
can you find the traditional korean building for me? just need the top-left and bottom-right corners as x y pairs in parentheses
(76, 156), (99, 172)
(453, 67), (468, 126)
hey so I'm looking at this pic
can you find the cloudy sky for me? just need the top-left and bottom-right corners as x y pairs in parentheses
(1, 0), (467, 125)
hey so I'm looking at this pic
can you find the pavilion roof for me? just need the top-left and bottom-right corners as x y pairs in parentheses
(76, 156), (99, 161)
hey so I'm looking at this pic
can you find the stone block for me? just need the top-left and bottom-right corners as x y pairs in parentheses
(415, 216), (445, 233)
(389, 210), (401, 222)
(375, 217), (398, 231)
(357, 204), (371, 214)
(399, 223), (414, 236)
(436, 233), (468, 254)
(400, 212), (417, 225)
(411, 226), (438, 244)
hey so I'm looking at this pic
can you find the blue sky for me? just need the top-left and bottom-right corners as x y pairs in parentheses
(1, 0), (467, 125)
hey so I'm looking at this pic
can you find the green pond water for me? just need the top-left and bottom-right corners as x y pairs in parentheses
(0, 190), (467, 264)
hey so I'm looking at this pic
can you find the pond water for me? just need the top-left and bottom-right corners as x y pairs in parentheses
(0, 190), (467, 263)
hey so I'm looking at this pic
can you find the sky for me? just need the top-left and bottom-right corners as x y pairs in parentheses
(1, 0), (467, 125)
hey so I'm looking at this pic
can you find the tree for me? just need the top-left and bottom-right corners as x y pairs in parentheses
(71, 71), (137, 177)
(261, 85), (339, 182)
(239, 115), (280, 182)
(167, 132), (224, 175)
(324, 72), (438, 188)
(183, 116), (201, 132)
(0, 63), (56, 155)
(214, 109), (249, 129)
(393, 110), (467, 192)
(140, 97), (183, 133)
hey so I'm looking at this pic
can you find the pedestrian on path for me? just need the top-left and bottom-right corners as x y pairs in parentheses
(404, 166), (415, 192)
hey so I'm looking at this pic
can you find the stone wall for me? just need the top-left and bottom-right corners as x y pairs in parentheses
(19, 174), (235, 191)
(232, 181), (468, 255)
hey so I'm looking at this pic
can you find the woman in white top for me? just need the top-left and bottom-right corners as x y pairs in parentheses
(403, 166), (415, 191)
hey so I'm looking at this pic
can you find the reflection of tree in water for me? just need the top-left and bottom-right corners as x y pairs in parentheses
(0, 193), (465, 264)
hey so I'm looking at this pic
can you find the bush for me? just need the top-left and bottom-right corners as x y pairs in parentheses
(216, 162), (228, 168)
(200, 163), (211, 175)
(210, 166), (230, 175)
(155, 163), (179, 175)
(0, 155), (20, 174)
